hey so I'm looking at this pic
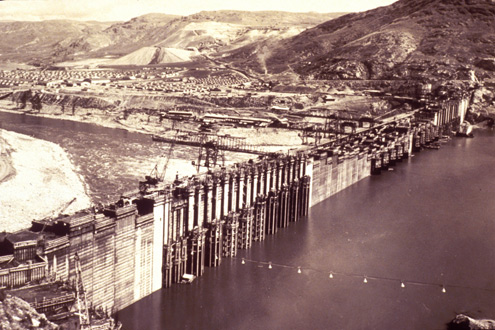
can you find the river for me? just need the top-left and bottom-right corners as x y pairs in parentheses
(0, 111), (250, 204)
(2, 111), (495, 329)
(116, 130), (495, 330)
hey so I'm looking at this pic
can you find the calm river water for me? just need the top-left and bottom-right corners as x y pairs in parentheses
(2, 111), (495, 329)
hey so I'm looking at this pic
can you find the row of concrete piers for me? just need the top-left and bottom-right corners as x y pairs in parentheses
(156, 155), (312, 287)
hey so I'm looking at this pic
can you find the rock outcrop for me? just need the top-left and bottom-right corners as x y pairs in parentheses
(227, 0), (495, 80)
(0, 294), (58, 330)
(449, 314), (495, 330)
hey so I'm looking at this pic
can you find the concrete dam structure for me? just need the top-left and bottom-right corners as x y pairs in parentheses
(0, 96), (469, 317)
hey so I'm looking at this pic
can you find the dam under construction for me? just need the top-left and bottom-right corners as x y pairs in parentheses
(0, 94), (471, 325)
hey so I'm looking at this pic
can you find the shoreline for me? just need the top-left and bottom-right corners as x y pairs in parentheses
(0, 133), (16, 183)
(0, 103), (306, 150)
(0, 129), (92, 232)
(0, 101), (152, 136)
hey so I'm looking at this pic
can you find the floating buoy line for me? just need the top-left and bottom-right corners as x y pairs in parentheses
(236, 257), (495, 294)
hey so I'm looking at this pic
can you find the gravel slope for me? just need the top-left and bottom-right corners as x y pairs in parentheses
(0, 129), (91, 232)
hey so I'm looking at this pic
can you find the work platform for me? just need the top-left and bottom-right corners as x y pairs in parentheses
(152, 131), (274, 155)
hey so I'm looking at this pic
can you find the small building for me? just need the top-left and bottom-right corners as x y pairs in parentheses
(0, 231), (47, 289)
(91, 78), (111, 85)
(359, 117), (374, 128)
(340, 121), (357, 134)
(271, 105), (290, 112)
(323, 95), (336, 103)
(46, 80), (64, 87)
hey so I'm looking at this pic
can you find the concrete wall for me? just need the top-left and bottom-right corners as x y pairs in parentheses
(310, 150), (371, 207)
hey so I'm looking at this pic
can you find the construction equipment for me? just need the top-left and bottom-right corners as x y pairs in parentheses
(192, 136), (225, 173)
(73, 253), (122, 329)
(74, 253), (91, 328)
(139, 129), (178, 193)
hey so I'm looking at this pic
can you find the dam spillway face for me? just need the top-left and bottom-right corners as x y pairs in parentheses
(0, 96), (468, 316)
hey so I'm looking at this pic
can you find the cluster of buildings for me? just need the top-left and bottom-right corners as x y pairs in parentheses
(0, 67), (257, 96)
(0, 68), (160, 88)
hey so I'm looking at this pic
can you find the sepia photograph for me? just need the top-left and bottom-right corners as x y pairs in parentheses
(0, 0), (495, 329)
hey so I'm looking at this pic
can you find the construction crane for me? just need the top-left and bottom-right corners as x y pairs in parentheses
(74, 253), (91, 328)
(192, 136), (225, 173)
(139, 129), (178, 193)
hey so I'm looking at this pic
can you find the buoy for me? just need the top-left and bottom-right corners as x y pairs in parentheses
(442, 286), (446, 293)
(401, 281), (405, 288)
(268, 262), (272, 269)
(241, 258), (245, 264)
(363, 277), (368, 283)
(297, 267), (302, 274)
(329, 273), (334, 279)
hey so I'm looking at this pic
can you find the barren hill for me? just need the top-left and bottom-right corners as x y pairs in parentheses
(0, 20), (111, 64)
(225, 0), (495, 80)
(0, 11), (344, 66)
(110, 46), (199, 65)
(52, 13), (180, 60)
(187, 10), (345, 27)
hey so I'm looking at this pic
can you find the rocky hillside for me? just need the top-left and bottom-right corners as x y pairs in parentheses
(0, 20), (111, 65)
(225, 0), (495, 80)
(186, 10), (344, 27)
(0, 11), (344, 66)
(0, 294), (58, 329)
(53, 13), (180, 60)
(103, 11), (345, 63)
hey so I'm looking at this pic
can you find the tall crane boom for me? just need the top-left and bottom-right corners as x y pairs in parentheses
(139, 129), (178, 193)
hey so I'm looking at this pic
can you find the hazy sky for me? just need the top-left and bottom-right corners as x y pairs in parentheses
(0, 0), (398, 21)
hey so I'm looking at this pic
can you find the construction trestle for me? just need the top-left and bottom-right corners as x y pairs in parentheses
(0, 96), (470, 316)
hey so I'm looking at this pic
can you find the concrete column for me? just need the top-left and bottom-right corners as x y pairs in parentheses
(221, 174), (230, 217)
(213, 178), (221, 221)
(133, 227), (142, 301)
(152, 194), (165, 292)
(305, 156), (314, 208)
(244, 167), (252, 208)
(288, 157), (295, 183)
(237, 168), (245, 210)
(229, 172), (237, 212)
(187, 187), (195, 233)
(204, 181), (213, 224)
(251, 168), (258, 206)
(163, 195), (171, 246)
(195, 182), (205, 228)
(257, 165), (264, 197)
(178, 207), (185, 240)
(265, 163), (275, 195)
(170, 206), (177, 243)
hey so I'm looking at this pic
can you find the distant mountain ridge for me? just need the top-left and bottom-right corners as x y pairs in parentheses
(225, 0), (495, 79)
(0, 11), (345, 66)
(0, 20), (111, 64)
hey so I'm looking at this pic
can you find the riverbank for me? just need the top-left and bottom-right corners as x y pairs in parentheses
(0, 133), (15, 183)
(0, 129), (91, 232)
(0, 99), (305, 152)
